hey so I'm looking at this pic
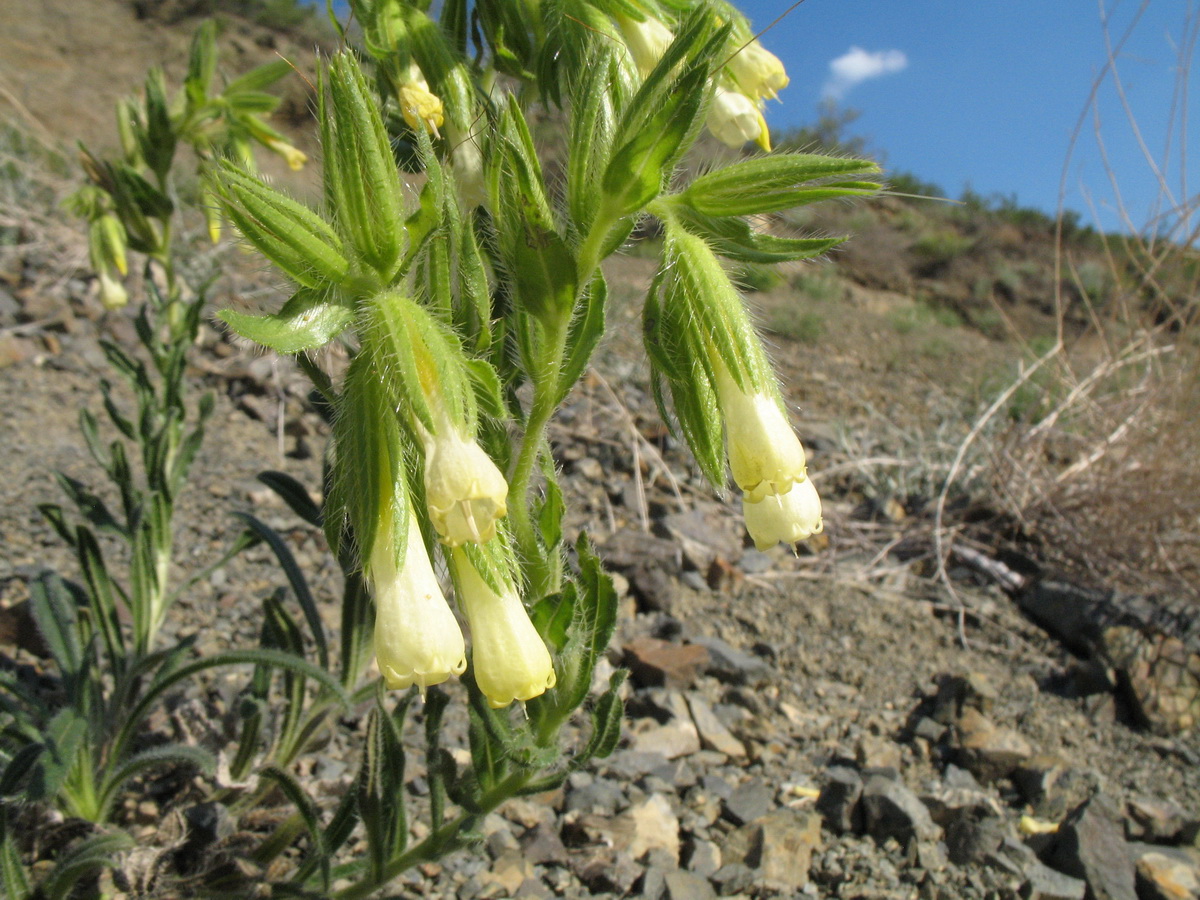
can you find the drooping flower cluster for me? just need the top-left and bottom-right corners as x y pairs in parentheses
(614, 9), (788, 152)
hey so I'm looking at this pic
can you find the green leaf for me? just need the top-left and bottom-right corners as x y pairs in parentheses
(0, 809), (32, 900)
(96, 745), (215, 821)
(680, 154), (881, 217)
(260, 766), (330, 890)
(219, 287), (354, 354)
(141, 67), (176, 180)
(29, 706), (89, 804)
(257, 470), (323, 528)
(26, 573), (82, 683)
(40, 832), (134, 900)
(555, 271), (607, 406)
(235, 512), (328, 671)
(673, 206), (846, 264)
(224, 58), (296, 95)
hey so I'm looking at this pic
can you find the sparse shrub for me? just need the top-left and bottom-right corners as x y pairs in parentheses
(765, 304), (825, 343)
(791, 269), (841, 302)
(911, 227), (974, 266)
(888, 298), (963, 334)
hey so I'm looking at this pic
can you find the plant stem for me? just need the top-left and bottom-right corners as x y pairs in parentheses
(333, 771), (532, 900)
(507, 312), (569, 598)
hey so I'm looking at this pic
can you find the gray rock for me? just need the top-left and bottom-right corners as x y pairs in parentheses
(685, 838), (722, 878)
(664, 869), (718, 900)
(1022, 859), (1087, 900)
(1134, 849), (1200, 900)
(722, 809), (823, 891)
(711, 862), (755, 895)
(861, 774), (941, 844)
(1049, 794), (1137, 900)
(817, 766), (864, 834)
(723, 779), (775, 826)
(689, 635), (771, 685)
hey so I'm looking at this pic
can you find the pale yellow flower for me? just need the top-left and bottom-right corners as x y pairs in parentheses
(728, 40), (789, 101)
(713, 362), (807, 502)
(398, 64), (445, 134)
(454, 552), (556, 709)
(615, 12), (675, 78)
(706, 86), (771, 151)
(742, 478), (823, 550)
(420, 405), (508, 547)
(98, 269), (128, 310)
(265, 137), (307, 172)
(371, 514), (467, 692)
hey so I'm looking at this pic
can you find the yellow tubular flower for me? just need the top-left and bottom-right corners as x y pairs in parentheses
(454, 551), (556, 709)
(713, 362), (807, 502)
(371, 514), (467, 692)
(706, 86), (771, 151)
(265, 137), (308, 172)
(615, 12), (675, 78)
(98, 269), (128, 310)
(420, 404), (508, 547)
(397, 63), (445, 134)
(728, 40), (790, 101)
(742, 478), (823, 550)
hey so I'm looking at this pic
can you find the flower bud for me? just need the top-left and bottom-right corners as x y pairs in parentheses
(453, 550), (556, 709)
(742, 477), (823, 550)
(371, 514), (467, 692)
(728, 40), (789, 101)
(714, 362), (807, 502)
(421, 405), (508, 547)
(615, 12), (675, 78)
(706, 87), (770, 152)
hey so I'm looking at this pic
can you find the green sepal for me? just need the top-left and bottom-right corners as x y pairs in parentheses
(679, 154), (882, 217)
(326, 52), (405, 278)
(218, 288), (355, 354)
(215, 161), (349, 289)
(566, 48), (622, 231)
(184, 20), (218, 109)
(141, 67), (177, 181)
(326, 351), (407, 570)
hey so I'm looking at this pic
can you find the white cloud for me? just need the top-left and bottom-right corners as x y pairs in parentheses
(822, 47), (908, 101)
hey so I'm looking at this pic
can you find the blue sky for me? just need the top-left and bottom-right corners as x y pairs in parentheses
(739, 0), (1199, 233)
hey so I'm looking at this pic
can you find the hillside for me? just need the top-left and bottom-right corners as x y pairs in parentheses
(0, 2), (1198, 898)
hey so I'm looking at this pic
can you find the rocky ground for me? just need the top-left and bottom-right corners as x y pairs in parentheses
(1, 217), (1198, 900)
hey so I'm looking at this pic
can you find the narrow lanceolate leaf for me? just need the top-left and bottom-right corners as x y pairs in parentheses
(219, 288), (355, 354)
(673, 206), (846, 264)
(327, 52), (404, 277)
(40, 832), (135, 900)
(235, 512), (328, 671)
(215, 161), (348, 289)
(224, 58), (296, 96)
(256, 470), (323, 529)
(97, 745), (215, 821)
(184, 19), (218, 107)
(679, 154), (882, 217)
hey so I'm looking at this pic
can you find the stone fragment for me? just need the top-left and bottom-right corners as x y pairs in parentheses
(1134, 850), (1200, 900)
(711, 862), (755, 895)
(721, 809), (823, 891)
(661, 505), (744, 570)
(624, 637), (711, 690)
(630, 718), (701, 760)
(1049, 794), (1137, 900)
(932, 671), (999, 724)
(1126, 796), (1193, 843)
(688, 635), (771, 685)
(685, 838), (722, 878)
(482, 851), (534, 895)
(664, 869), (718, 900)
(568, 846), (641, 895)
(861, 774), (941, 844)
(1022, 859), (1087, 900)
(1014, 756), (1098, 820)
(953, 707), (1034, 782)
(565, 775), (627, 816)
(817, 766), (864, 834)
(943, 801), (1007, 866)
(625, 794), (681, 863)
(687, 695), (747, 758)
(722, 779), (774, 826)
(520, 822), (568, 867)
